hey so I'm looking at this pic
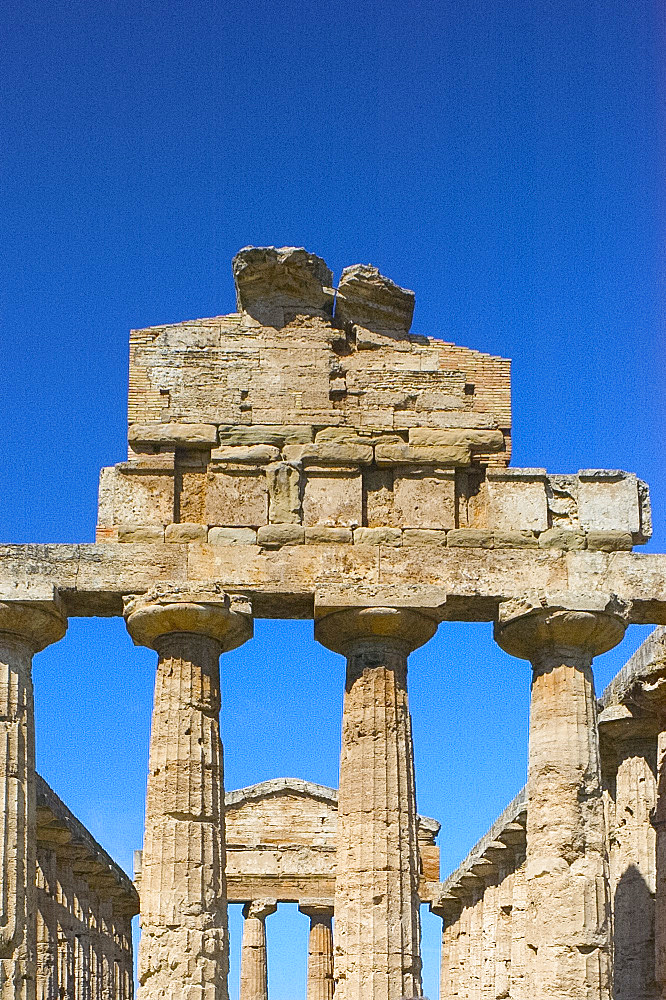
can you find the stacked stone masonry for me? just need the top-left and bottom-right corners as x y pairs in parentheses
(3, 246), (666, 1000)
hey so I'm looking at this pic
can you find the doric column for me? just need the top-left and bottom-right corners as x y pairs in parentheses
(125, 584), (253, 1000)
(299, 903), (334, 1000)
(493, 867), (513, 1000)
(653, 728), (666, 998)
(315, 607), (437, 1000)
(600, 712), (658, 1000)
(239, 899), (277, 1000)
(468, 886), (483, 1000)
(35, 848), (58, 1000)
(0, 599), (67, 1000)
(495, 604), (627, 999)
(431, 897), (460, 1000)
(508, 851), (527, 1000)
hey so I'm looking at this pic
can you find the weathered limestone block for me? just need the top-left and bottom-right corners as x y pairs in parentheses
(447, 528), (493, 548)
(208, 527), (258, 545)
(299, 903), (334, 1000)
(0, 600), (67, 1000)
(578, 470), (641, 535)
(334, 265), (414, 332)
(375, 440), (471, 467)
(239, 900), (277, 1000)
(211, 445), (280, 464)
(165, 521), (208, 543)
(266, 462), (302, 524)
(495, 602), (628, 999)
(218, 425), (314, 448)
(538, 526), (586, 549)
(393, 469), (455, 529)
(302, 470), (362, 528)
(129, 422), (217, 447)
(117, 524), (165, 543)
(486, 469), (548, 532)
(233, 246), (333, 326)
(125, 585), (253, 1000)
(98, 466), (175, 528)
(402, 528), (448, 546)
(304, 526), (353, 544)
(493, 530), (538, 548)
(586, 530), (634, 552)
(206, 469), (268, 526)
(256, 525), (304, 547)
(315, 607), (438, 1000)
(352, 526), (402, 546)
(408, 427), (505, 453)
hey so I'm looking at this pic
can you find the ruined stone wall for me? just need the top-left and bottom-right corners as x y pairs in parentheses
(97, 248), (650, 556)
(35, 775), (138, 1000)
(435, 628), (666, 1000)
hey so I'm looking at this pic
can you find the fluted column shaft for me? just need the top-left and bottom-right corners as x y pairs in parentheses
(125, 586), (252, 1000)
(496, 607), (626, 1000)
(315, 608), (437, 1000)
(508, 854), (527, 1000)
(604, 730), (658, 1000)
(239, 900), (276, 1000)
(300, 904), (334, 1000)
(0, 602), (66, 1000)
(653, 729), (666, 998)
(35, 849), (58, 1000)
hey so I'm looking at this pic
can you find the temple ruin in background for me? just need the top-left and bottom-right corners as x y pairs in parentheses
(2, 245), (666, 1000)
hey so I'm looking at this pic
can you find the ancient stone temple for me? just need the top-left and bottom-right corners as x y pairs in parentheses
(2, 244), (665, 999)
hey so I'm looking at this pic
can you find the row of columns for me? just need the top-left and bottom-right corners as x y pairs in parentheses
(238, 900), (333, 1000)
(2, 585), (654, 1000)
(35, 846), (133, 1000)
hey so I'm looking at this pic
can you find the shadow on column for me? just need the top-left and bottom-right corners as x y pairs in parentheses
(614, 864), (658, 1000)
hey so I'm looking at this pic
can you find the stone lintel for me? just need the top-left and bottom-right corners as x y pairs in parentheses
(1, 545), (666, 624)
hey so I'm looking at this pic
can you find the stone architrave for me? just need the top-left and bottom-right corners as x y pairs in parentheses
(239, 899), (276, 1000)
(125, 584), (253, 1000)
(299, 903), (335, 1000)
(314, 607), (438, 1000)
(0, 599), (67, 1000)
(495, 604), (628, 999)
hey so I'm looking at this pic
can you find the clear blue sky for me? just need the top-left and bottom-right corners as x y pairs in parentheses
(1, 2), (663, 997)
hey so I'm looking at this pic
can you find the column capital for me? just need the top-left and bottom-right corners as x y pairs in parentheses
(0, 598), (67, 652)
(242, 899), (277, 921)
(314, 606), (437, 656)
(124, 583), (252, 651)
(298, 900), (334, 921)
(494, 603), (627, 666)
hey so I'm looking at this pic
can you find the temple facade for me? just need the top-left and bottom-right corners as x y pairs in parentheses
(2, 245), (665, 999)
